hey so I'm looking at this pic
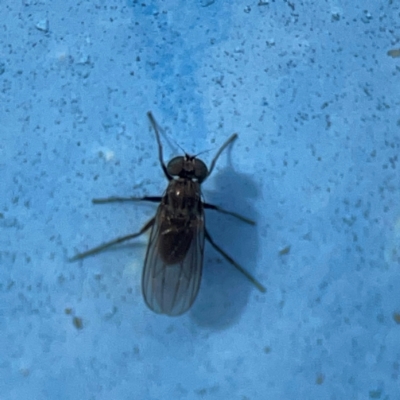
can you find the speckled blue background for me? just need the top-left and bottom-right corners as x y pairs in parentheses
(1, 1), (400, 399)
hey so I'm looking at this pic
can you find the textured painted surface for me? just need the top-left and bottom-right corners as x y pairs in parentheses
(1, 1), (399, 399)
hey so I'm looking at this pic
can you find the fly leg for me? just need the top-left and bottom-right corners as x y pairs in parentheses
(147, 111), (172, 180)
(69, 217), (155, 262)
(203, 203), (255, 225)
(207, 134), (238, 178)
(92, 196), (162, 204)
(204, 228), (266, 293)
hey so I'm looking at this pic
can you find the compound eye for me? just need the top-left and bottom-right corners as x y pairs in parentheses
(166, 156), (184, 177)
(193, 159), (208, 182)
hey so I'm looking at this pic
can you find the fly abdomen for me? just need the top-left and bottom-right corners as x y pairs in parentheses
(159, 222), (194, 264)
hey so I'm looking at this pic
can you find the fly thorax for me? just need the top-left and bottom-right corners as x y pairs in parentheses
(166, 179), (201, 214)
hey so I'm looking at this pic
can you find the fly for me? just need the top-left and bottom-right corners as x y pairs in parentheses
(70, 112), (266, 316)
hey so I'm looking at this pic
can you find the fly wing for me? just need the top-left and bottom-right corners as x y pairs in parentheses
(141, 207), (205, 316)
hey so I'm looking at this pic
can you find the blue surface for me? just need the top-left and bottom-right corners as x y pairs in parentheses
(1, 1), (400, 399)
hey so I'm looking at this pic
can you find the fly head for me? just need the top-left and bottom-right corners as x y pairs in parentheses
(167, 155), (208, 183)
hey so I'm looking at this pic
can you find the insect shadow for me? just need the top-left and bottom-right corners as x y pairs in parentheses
(70, 112), (266, 316)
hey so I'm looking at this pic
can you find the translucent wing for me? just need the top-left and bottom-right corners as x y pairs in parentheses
(141, 206), (205, 316)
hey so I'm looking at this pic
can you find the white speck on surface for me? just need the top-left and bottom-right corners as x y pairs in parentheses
(35, 19), (49, 33)
(96, 147), (115, 162)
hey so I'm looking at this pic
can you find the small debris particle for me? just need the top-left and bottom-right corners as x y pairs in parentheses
(73, 316), (84, 330)
(200, 0), (215, 6)
(20, 368), (30, 377)
(35, 19), (49, 33)
(316, 373), (325, 385)
(279, 245), (291, 255)
(369, 389), (382, 399)
(387, 49), (400, 58)
(393, 312), (400, 324)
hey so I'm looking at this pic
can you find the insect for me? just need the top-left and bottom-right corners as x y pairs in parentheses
(70, 112), (266, 316)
